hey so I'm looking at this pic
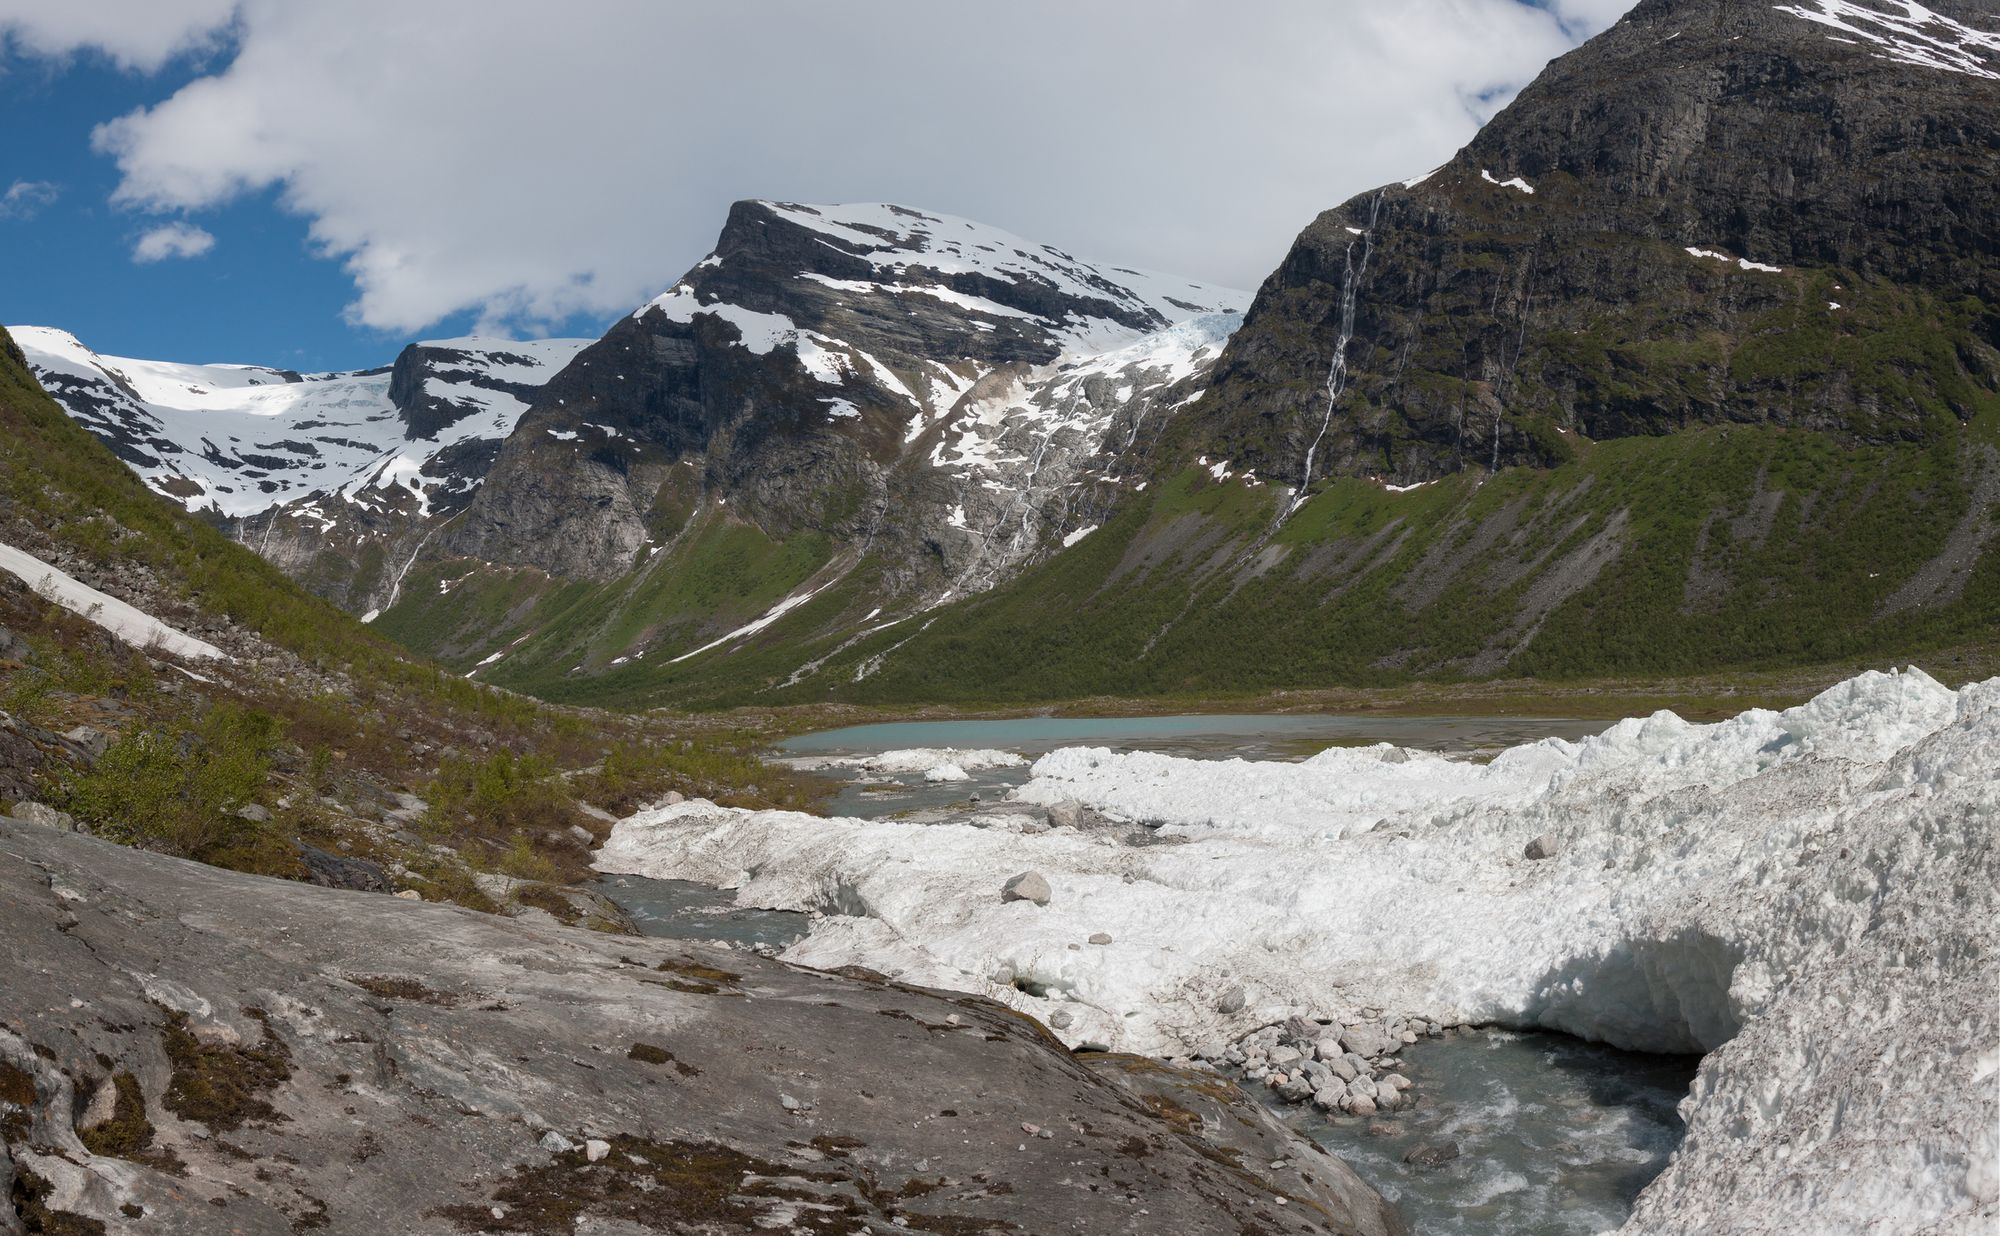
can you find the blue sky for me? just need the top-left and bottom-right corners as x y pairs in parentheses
(0, 1), (1624, 373)
(1, 46), (608, 371)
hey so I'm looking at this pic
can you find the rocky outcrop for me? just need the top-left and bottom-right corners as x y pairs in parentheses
(0, 816), (1399, 1235)
(1182, 0), (2000, 489)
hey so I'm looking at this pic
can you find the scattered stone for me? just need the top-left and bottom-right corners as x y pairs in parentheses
(539, 1131), (574, 1153)
(584, 1139), (610, 1163)
(1088, 932), (1112, 945)
(63, 726), (109, 761)
(567, 825), (595, 846)
(10, 802), (76, 832)
(1276, 1075), (1313, 1103)
(1524, 833), (1561, 860)
(1001, 871), (1052, 906)
(394, 889), (422, 901)
(1404, 1140), (1461, 1169)
(1327, 1056), (1358, 1083)
(1339, 1024), (1395, 1059)
(235, 803), (273, 824)
(1347, 1096), (1377, 1117)
(1268, 1045), (1302, 1068)
(1046, 801), (1085, 830)
(1215, 987), (1247, 1015)
(1049, 1009), (1074, 1031)
(1382, 1073), (1412, 1092)
(779, 1094), (803, 1112)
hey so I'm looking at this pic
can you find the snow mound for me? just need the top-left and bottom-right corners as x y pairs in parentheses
(785, 747), (1028, 777)
(598, 668), (1999, 1233)
(0, 541), (225, 660)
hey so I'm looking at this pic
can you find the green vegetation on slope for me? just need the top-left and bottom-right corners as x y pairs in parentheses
(605, 416), (1996, 708)
(0, 326), (823, 910)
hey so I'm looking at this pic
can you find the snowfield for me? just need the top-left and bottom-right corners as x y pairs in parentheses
(0, 541), (225, 660)
(10, 326), (587, 518)
(599, 668), (1999, 1233)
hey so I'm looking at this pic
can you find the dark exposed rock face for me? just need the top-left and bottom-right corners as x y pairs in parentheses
(443, 200), (1245, 587)
(388, 342), (568, 441)
(0, 817), (1399, 1235)
(1184, 0), (2000, 490)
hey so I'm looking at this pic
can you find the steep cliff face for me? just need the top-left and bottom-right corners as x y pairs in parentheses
(1182, 0), (2000, 492)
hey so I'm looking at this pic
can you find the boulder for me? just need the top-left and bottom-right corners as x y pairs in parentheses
(1339, 1023), (1396, 1059)
(1404, 1140), (1461, 1170)
(9, 802), (77, 832)
(1001, 871), (1052, 906)
(1524, 833), (1561, 860)
(1215, 986), (1248, 1015)
(1046, 801), (1085, 829)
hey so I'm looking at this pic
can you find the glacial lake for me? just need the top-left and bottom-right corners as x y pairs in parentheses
(777, 711), (1614, 818)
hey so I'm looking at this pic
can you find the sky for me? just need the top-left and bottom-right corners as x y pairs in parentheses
(0, 0), (1635, 372)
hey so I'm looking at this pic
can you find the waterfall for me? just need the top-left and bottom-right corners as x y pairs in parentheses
(1286, 193), (1383, 520)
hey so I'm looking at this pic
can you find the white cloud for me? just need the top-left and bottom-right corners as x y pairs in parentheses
(0, 179), (59, 220)
(0, 0), (238, 71)
(131, 221), (215, 262)
(14, 0), (1635, 333)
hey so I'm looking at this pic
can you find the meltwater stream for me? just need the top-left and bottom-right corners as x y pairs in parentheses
(599, 711), (1697, 1234)
(1257, 1029), (1697, 1235)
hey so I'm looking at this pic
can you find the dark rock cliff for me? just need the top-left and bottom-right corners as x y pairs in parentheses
(1182, 0), (2000, 489)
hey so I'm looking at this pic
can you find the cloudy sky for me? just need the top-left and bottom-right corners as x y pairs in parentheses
(0, 0), (1634, 370)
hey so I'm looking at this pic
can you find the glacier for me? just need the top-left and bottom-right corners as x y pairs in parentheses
(598, 668), (1999, 1233)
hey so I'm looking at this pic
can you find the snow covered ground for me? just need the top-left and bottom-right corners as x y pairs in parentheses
(598, 668), (1999, 1233)
(0, 540), (225, 661)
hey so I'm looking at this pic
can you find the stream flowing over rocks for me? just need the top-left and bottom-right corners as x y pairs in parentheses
(596, 668), (2000, 1233)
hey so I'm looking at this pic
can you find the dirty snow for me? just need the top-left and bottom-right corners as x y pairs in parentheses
(600, 668), (1999, 1233)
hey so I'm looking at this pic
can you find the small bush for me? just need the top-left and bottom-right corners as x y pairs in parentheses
(59, 702), (282, 861)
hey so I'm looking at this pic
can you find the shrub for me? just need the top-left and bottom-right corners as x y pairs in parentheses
(60, 702), (282, 861)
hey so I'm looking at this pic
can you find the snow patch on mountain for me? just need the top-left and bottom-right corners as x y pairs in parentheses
(1776, 0), (2000, 80)
(600, 667), (1999, 1232)
(0, 540), (225, 660)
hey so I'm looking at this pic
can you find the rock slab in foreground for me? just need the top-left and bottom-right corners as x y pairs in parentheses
(0, 820), (1399, 1235)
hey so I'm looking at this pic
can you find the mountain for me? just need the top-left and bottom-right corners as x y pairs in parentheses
(10, 326), (589, 614)
(19, 1), (1998, 708)
(539, 0), (1997, 706)
(19, 204), (1247, 691)
(1181, 0), (2000, 487)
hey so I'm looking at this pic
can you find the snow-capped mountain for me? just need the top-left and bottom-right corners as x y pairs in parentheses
(439, 200), (1246, 593)
(13, 328), (587, 518)
(16, 202), (1246, 656)
(12, 327), (589, 612)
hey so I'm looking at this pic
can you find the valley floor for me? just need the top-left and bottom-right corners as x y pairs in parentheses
(597, 667), (2000, 1234)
